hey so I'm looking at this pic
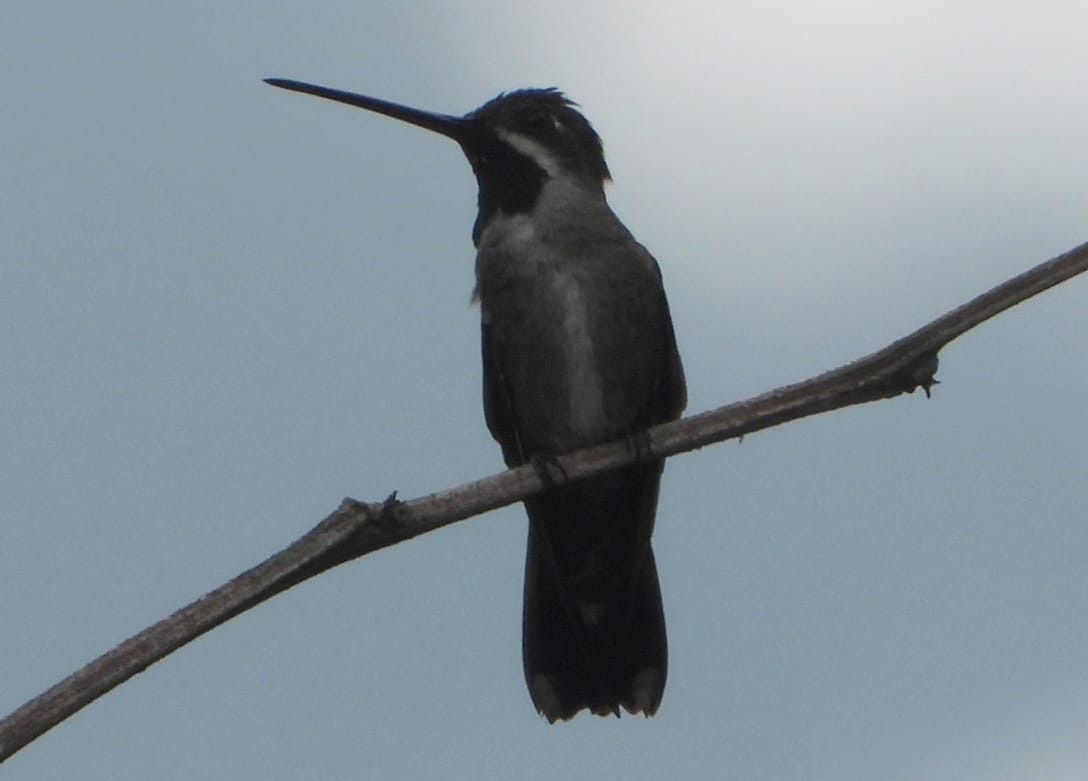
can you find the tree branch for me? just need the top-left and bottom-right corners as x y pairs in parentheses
(2, 239), (1085, 762)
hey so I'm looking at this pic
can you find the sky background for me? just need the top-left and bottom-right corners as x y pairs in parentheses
(3, 2), (1087, 779)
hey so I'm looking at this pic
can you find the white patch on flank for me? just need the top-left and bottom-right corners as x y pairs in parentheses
(553, 270), (606, 438)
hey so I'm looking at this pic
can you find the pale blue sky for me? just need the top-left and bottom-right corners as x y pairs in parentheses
(3, 2), (1088, 779)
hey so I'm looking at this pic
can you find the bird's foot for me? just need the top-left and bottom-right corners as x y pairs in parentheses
(528, 453), (568, 489)
(624, 429), (654, 463)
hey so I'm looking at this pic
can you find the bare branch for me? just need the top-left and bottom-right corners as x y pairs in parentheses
(1, 239), (1085, 762)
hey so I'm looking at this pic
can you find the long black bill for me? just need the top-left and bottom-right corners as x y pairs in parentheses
(264, 78), (476, 144)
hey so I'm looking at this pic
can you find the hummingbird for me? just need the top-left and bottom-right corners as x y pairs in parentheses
(265, 78), (686, 721)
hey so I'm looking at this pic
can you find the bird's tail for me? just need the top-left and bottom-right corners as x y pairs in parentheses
(521, 463), (668, 722)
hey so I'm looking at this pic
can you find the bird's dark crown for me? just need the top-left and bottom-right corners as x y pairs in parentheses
(467, 88), (611, 186)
